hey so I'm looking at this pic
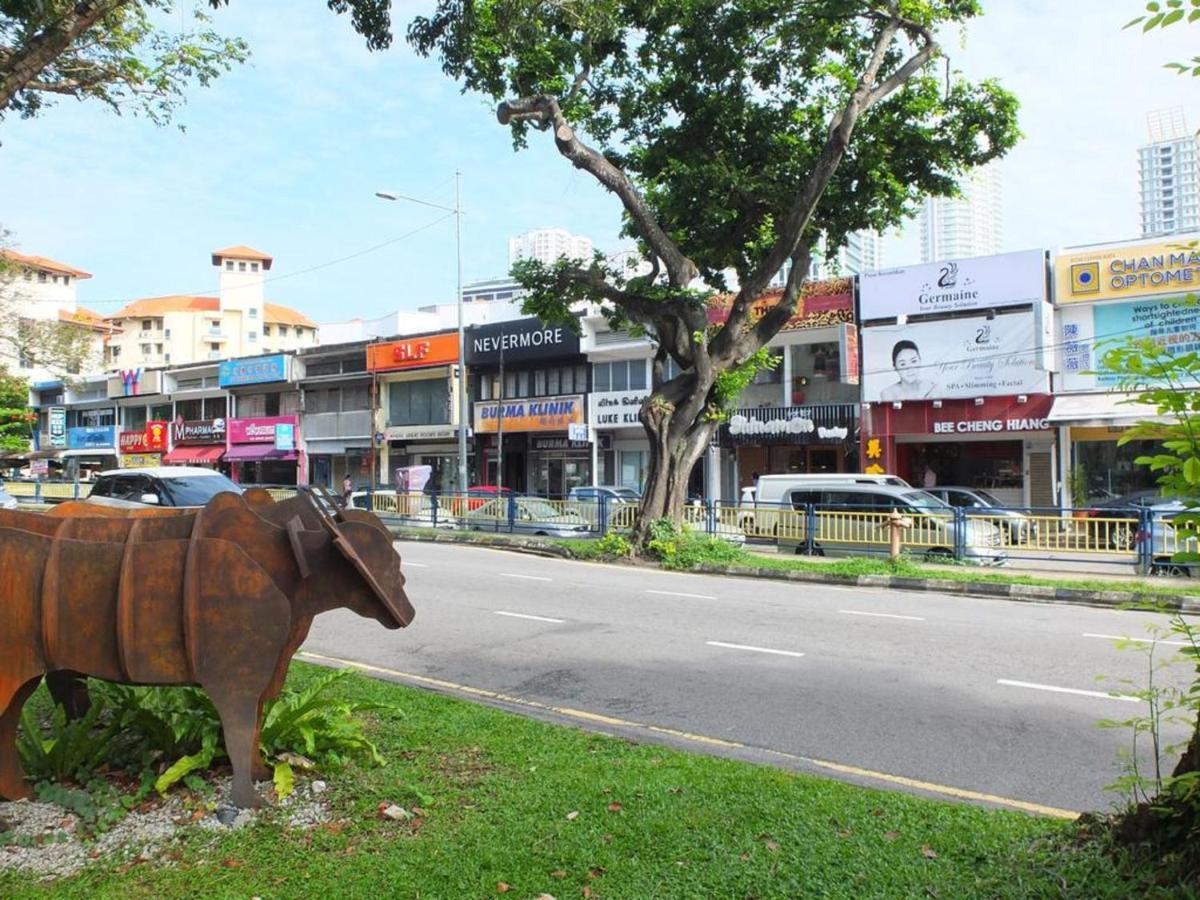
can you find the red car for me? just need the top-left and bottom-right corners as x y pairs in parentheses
(466, 484), (516, 510)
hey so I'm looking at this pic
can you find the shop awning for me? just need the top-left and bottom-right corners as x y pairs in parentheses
(224, 444), (298, 462)
(1046, 392), (1171, 428)
(60, 448), (118, 458)
(163, 446), (225, 465)
(25, 450), (64, 460)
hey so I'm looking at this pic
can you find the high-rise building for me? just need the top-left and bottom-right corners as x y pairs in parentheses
(508, 227), (594, 267)
(918, 164), (1003, 262)
(1139, 107), (1200, 238)
(786, 230), (883, 284)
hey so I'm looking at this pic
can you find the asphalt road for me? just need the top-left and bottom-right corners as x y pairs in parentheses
(303, 541), (1197, 816)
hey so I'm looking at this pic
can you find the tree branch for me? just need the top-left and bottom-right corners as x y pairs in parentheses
(0, 0), (127, 111)
(498, 94), (700, 287)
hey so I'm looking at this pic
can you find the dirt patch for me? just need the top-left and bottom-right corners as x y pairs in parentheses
(430, 745), (494, 786)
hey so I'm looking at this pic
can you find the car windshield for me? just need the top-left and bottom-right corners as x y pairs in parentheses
(521, 499), (570, 519)
(159, 474), (243, 506)
(902, 490), (952, 512)
(612, 489), (640, 501)
(972, 489), (1003, 506)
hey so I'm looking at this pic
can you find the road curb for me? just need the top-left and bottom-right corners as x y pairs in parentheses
(388, 527), (1195, 612)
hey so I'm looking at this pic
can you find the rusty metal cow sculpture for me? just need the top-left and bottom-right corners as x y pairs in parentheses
(0, 489), (413, 808)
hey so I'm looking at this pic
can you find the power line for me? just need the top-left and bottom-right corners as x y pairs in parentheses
(73, 213), (456, 310)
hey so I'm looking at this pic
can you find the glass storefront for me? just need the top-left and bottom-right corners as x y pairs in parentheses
(896, 441), (1023, 492)
(530, 448), (590, 497)
(790, 342), (857, 406)
(1073, 437), (1160, 503)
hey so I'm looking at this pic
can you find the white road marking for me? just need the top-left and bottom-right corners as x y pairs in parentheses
(403, 562), (430, 568)
(706, 641), (805, 658)
(647, 589), (718, 600)
(996, 679), (1140, 703)
(839, 609), (925, 621)
(501, 573), (552, 581)
(494, 611), (565, 624)
(1083, 632), (1191, 648)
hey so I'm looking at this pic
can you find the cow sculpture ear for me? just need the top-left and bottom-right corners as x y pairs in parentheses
(285, 516), (310, 578)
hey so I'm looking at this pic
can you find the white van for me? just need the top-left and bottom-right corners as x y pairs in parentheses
(736, 474), (911, 535)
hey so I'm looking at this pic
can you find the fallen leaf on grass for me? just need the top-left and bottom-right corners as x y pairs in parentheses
(581, 888), (593, 898)
(551, 870), (567, 879)
(838, 829), (852, 839)
(739, 852), (750, 862)
(606, 802), (622, 813)
(883, 831), (901, 842)
(566, 811), (579, 821)
(588, 867), (606, 878)
(221, 859), (243, 869)
(765, 841), (780, 852)
(872, 808), (885, 817)
(921, 844), (939, 859)
(496, 883), (511, 893)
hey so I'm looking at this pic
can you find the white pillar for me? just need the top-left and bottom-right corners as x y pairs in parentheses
(706, 443), (721, 501)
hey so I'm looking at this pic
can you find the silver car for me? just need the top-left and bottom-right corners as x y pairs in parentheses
(926, 486), (1036, 544)
(0, 481), (17, 510)
(465, 496), (592, 538)
(85, 466), (243, 508)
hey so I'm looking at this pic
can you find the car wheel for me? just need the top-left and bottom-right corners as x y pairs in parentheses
(1152, 563), (1190, 578)
(793, 543), (825, 557)
(1109, 525), (1136, 552)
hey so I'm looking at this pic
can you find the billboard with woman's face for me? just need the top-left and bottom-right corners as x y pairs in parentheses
(861, 313), (1049, 403)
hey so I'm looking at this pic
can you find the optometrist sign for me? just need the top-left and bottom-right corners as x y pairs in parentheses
(1055, 238), (1200, 304)
(859, 249), (1046, 320)
(861, 313), (1048, 403)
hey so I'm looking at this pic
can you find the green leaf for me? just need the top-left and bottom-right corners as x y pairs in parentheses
(1164, 10), (1187, 25)
(272, 761), (295, 800)
(155, 736), (218, 795)
(1184, 456), (1200, 484)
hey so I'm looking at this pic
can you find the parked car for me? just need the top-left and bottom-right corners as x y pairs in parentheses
(925, 486), (1036, 544)
(465, 495), (591, 538)
(567, 485), (641, 503)
(742, 473), (914, 535)
(466, 484), (516, 511)
(1080, 490), (1167, 551)
(85, 467), (243, 509)
(0, 481), (17, 511)
(778, 482), (1005, 565)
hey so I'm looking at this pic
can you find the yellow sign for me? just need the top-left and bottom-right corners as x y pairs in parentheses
(1055, 238), (1200, 304)
(121, 453), (161, 468)
(474, 395), (584, 433)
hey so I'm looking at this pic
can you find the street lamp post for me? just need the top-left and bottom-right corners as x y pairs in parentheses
(375, 173), (469, 494)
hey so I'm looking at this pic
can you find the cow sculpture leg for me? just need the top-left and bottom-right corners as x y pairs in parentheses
(45, 670), (91, 719)
(207, 683), (270, 809)
(0, 676), (43, 801)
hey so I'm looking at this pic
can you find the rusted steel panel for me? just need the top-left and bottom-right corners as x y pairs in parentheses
(0, 489), (413, 809)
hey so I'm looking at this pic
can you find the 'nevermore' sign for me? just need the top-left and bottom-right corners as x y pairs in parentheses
(466, 317), (581, 365)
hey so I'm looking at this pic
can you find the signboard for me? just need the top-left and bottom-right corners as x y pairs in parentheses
(859, 249), (1045, 320)
(48, 406), (67, 448)
(106, 368), (162, 399)
(531, 437), (591, 451)
(861, 313), (1049, 403)
(589, 390), (649, 429)
(567, 423), (590, 443)
(29, 459), (49, 476)
(66, 425), (116, 450)
(219, 354), (289, 387)
(368, 333), (459, 372)
(384, 424), (458, 441)
(873, 394), (1054, 437)
(1055, 238), (1200, 304)
(474, 394), (584, 433)
(706, 278), (853, 332)
(839, 322), (860, 385)
(1073, 298), (1200, 388)
(719, 404), (857, 446)
(228, 415), (299, 444)
(274, 423), (296, 451)
(119, 420), (168, 453)
(466, 318), (580, 365)
(121, 453), (160, 468)
(172, 418), (226, 446)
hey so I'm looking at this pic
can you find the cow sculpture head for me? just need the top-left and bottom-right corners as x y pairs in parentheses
(300, 491), (414, 630)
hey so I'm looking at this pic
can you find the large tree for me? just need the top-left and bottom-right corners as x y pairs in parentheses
(410, 0), (1019, 539)
(0, 0), (392, 124)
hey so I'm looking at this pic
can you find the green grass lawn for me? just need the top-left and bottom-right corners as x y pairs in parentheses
(0, 663), (1176, 899)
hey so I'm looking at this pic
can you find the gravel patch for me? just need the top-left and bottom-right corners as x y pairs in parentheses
(0, 776), (335, 880)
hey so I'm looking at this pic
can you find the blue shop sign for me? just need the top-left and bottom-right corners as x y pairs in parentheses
(219, 354), (289, 387)
(67, 425), (116, 450)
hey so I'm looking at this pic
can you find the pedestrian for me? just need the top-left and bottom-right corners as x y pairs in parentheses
(923, 465), (937, 489)
(342, 474), (353, 504)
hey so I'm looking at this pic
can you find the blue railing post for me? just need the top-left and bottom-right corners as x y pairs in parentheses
(599, 494), (608, 536)
(954, 507), (967, 562)
(34, 480), (41, 504)
(804, 502), (816, 555)
(705, 499), (715, 536)
(431, 491), (439, 528)
(506, 493), (517, 534)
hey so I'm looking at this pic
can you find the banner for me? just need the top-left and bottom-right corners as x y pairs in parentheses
(859, 249), (1045, 320)
(1087, 298), (1200, 387)
(1055, 238), (1200, 304)
(474, 395), (584, 433)
(229, 415), (299, 443)
(172, 418), (226, 445)
(861, 314), (1048, 403)
(706, 279), (853, 332)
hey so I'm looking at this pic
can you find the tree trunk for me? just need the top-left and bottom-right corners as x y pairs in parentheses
(1172, 714), (1200, 778)
(632, 391), (717, 548)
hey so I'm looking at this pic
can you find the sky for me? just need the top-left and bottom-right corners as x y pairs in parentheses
(1, 1), (1198, 326)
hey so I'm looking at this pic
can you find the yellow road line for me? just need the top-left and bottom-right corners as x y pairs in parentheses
(298, 650), (1080, 820)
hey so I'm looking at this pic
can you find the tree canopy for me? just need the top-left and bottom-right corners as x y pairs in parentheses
(411, 0), (1020, 528)
(0, 0), (394, 124)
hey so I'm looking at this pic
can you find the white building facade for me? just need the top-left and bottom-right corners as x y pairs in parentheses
(508, 228), (594, 267)
(1139, 107), (1200, 238)
(918, 164), (1003, 263)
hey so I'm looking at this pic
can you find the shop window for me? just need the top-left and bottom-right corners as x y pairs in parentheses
(176, 399), (203, 420)
(611, 362), (628, 391)
(517, 371), (530, 397)
(264, 394), (281, 416)
(1074, 439), (1160, 504)
(593, 363), (610, 392)
(548, 368), (561, 394)
(125, 406), (148, 430)
(389, 379), (450, 426)
(534, 370), (547, 395)
(203, 397), (226, 418)
(150, 403), (172, 420)
(343, 385), (370, 410)
(505, 371), (517, 398)
(788, 341), (854, 406)
(238, 394), (266, 418)
(281, 392), (301, 415)
(752, 348), (784, 384)
(619, 450), (648, 491)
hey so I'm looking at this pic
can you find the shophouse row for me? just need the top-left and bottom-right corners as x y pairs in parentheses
(21, 233), (1199, 509)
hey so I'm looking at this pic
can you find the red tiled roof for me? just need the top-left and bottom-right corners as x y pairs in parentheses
(106, 294), (314, 329)
(265, 302), (316, 328)
(57, 306), (111, 331)
(1, 249), (92, 279)
(211, 245), (273, 269)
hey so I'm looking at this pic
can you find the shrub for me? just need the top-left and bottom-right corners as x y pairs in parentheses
(646, 518), (749, 570)
(594, 532), (632, 559)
